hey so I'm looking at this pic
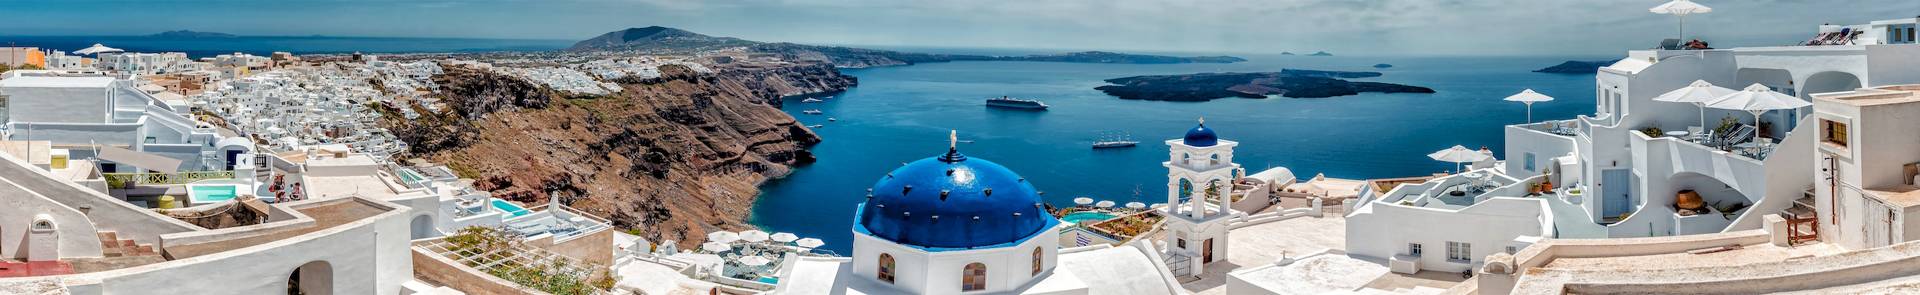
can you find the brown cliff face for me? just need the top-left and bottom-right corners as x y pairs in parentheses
(380, 62), (854, 247)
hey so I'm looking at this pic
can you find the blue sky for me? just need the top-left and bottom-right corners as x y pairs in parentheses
(2, 0), (1916, 56)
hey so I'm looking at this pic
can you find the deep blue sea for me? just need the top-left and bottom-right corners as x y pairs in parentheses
(0, 36), (570, 58)
(749, 54), (1610, 253)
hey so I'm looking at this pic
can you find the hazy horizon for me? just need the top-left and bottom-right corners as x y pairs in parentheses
(4, 0), (1917, 56)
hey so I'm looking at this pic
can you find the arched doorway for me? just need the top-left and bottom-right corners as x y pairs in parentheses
(287, 260), (333, 295)
(410, 215), (436, 239)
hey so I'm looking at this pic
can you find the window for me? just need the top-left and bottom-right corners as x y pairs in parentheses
(1523, 153), (1537, 172)
(877, 254), (895, 283)
(1177, 238), (1187, 249)
(1031, 247), (1044, 275)
(962, 263), (987, 291)
(1821, 119), (1849, 148)
(1408, 243), (1423, 257)
(1446, 241), (1472, 263)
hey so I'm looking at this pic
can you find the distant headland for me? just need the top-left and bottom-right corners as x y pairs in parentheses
(148, 30), (239, 38)
(568, 26), (1244, 68)
(1533, 60), (1620, 74)
(1093, 69), (1434, 101)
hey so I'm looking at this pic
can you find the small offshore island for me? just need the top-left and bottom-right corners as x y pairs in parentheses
(572, 26), (1244, 68)
(1533, 59), (1619, 74)
(1094, 69), (1434, 101)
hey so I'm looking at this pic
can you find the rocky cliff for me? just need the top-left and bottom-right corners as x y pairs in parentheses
(378, 62), (854, 247)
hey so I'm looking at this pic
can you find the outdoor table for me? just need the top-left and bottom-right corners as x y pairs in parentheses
(1665, 130), (1690, 138)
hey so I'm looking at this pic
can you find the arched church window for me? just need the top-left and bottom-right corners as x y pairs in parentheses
(963, 262), (987, 291)
(878, 253), (896, 283)
(1031, 247), (1043, 275)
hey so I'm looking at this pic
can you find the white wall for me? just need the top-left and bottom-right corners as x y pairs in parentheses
(1347, 197), (1550, 273)
(849, 227), (1059, 295)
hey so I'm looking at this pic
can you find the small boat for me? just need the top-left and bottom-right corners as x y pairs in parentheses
(801, 98), (823, 103)
(827, 117), (837, 121)
(808, 124), (824, 128)
(985, 96), (1049, 110)
(1091, 131), (1138, 149)
(802, 109), (823, 115)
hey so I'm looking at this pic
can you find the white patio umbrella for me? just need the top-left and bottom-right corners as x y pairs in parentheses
(73, 43), (123, 55)
(737, 255), (773, 267)
(1650, 0), (1712, 42)
(701, 241), (732, 253)
(1429, 145), (1492, 173)
(1125, 202), (1147, 209)
(795, 238), (825, 249)
(1504, 89), (1555, 123)
(1705, 83), (1811, 128)
(1073, 197), (1094, 206)
(1095, 200), (1116, 208)
(706, 231), (740, 244)
(1653, 80), (1737, 129)
(739, 230), (770, 243)
(770, 232), (799, 243)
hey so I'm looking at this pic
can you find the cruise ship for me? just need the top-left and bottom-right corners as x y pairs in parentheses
(985, 96), (1049, 110)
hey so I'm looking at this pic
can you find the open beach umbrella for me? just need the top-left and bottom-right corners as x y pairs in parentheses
(707, 231), (740, 244)
(1707, 84), (1810, 134)
(1504, 89), (1554, 123)
(1125, 202), (1147, 209)
(701, 242), (732, 253)
(1654, 80), (1737, 129)
(74, 43), (123, 55)
(1429, 145), (1492, 173)
(739, 230), (770, 243)
(1095, 200), (1116, 208)
(1651, 0), (1712, 41)
(1073, 197), (1094, 206)
(795, 238), (825, 249)
(737, 255), (773, 267)
(770, 232), (799, 243)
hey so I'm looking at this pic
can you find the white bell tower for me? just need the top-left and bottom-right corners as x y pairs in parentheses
(1160, 118), (1240, 275)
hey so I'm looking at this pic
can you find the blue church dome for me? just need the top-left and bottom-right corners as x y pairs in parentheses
(1184, 122), (1218, 147)
(856, 146), (1055, 250)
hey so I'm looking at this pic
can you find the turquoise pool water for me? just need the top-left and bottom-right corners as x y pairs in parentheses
(492, 199), (531, 218)
(757, 277), (779, 284)
(1061, 212), (1117, 224)
(397, 168), (428, 183)
(190, 185), (239, 204)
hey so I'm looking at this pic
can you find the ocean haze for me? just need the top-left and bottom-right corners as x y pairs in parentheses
(3, 0), (1916, 56)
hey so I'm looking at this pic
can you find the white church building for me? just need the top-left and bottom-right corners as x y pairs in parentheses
(773, 131), (1188, 295)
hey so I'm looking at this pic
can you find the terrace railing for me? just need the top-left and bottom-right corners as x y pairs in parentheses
(104, 171), (236, 189)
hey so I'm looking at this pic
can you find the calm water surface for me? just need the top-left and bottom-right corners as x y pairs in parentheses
(750, 54), (1607, 253)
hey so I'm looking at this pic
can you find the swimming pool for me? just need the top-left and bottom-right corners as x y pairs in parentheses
(492, 199), (531, 218)
(189, 185), (239, 205)
(1061, 212), (1117, 224)
(396, 168), (429, 186)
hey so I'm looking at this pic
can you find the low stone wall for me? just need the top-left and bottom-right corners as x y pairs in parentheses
(530, 228), (614, 267)
(410, 245), (548, 295)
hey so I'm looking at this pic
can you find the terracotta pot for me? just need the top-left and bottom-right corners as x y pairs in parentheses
(1677, 190), (1704, 210)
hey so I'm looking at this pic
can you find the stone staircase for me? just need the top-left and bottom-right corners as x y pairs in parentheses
(96, 231), (158, 258)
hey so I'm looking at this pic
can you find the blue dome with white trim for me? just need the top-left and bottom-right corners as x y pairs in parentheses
(1184, 123), (1218, 147)
(855, 147), (1054, 249)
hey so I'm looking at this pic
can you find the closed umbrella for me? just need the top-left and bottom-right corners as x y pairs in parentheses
(1653, 80), (1737, 129)
(1073, 197), (1094, 206)
(770, 232), (799, 243)
(739, 230), (770, 243)
(1429, 145), (1492, 173)
(707, 231), (740, 244)
(701, 242), (732, 253)
(1504, 89), (1554, 123)
(1650, 0), (1712, 42)
(795, 238), (825, 249)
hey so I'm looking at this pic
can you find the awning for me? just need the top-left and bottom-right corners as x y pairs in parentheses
(95, 145), (183, 173)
